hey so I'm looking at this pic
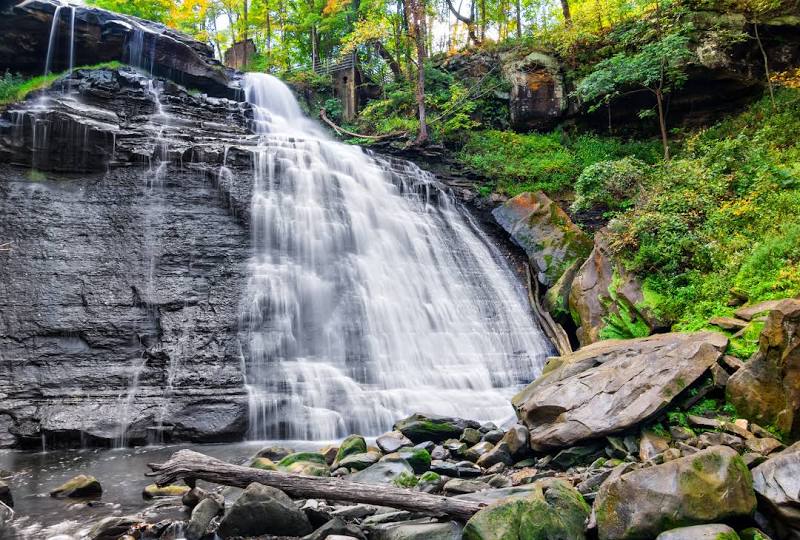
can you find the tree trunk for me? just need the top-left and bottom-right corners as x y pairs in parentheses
(242, 0), (249, 69)
(655, 88), (669, 160)
(444, 0), (481, 45)
(753, 22), (776, 110)
(515, 0), (522, 38)
(411, 0), (428, 144)
(373, 40), (403, 79)
(561, 0), (571, 26)
(147, 450), (483, 521)
(480, 0), (486, 40)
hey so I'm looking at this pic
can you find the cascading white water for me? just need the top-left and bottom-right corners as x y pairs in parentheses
(241, 73), (552, 440)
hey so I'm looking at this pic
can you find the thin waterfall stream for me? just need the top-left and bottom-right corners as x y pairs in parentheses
(240, 73), (551, 440)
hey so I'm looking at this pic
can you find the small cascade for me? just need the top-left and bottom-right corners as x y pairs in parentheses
(241, 73), (552, 440)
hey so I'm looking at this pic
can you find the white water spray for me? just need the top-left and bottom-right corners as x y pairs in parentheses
(241, 73), (552, 440)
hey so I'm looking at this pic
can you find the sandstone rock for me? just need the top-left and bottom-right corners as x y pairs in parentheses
(382, 448), (431, 473)
(181, 487), (208, 509)
(500, 51), (568, 130)
(482, 430), (504, 444)
(217, 483), (312, 538)
(751, 441), (800, 537)
(492, 191), (592, 286)
(50, 474), (102, 498)
(727, 299), (800, 437)
(394, 414), (479, 443)
(443, 478), (490, 495)
(464, 442), (494, 462)
(544, 259), (582, 323)
(734, 300), (788, 321)
(476, 441), (513, 468)
(250, 457), (278, 470)
(513, 332), (727, 450)
(709, 317), (749, 331)
(142, 483), (190, 499)
(377, 431), (413, 453)
(639, 430), (670, 462)
(568, 230), (670, 346)
(594, 446), (756, 540)
(369, 518), (462, 540)
(338, 451), (381, 472)
(745, 437), (783, 455)
(185, 493), (223, 540)
(462, 480), (590, 540)
(460, 428), (482, 445)
(655, 524), (740, 539)
(350, 461), (414, 485)
(500, 425), (530, 459)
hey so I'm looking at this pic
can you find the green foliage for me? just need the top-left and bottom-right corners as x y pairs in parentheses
(393, 471), (418, 488)
(86, 0), (172, 23)
(608, 88), (800, 329)
(650, 423), (670, 438)
(0, 62), (123, 106)
(667, 410), (690, 428)
(727, 320), (765, 359)
(572, 157), (647, 212)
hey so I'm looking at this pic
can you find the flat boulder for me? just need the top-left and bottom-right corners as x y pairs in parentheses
(377, 431), (413, 453)
(513, 332), (727, 450)
(751, 441), (800, 537)
(369, 518), (462, 540)
(349, 461), (414, 485)
(492, 191), (592, 286)
(655, 524), (740, 539)
(568, 229), (669, 346)
(217, 482), (312, 538)
(594, 446), (756, 540)
(462, 479), (590, 540)
(394, 414), (479, 443)
(727, 299), (800, 437)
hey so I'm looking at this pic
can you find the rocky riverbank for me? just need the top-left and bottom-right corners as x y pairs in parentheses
(2, 298), (797, 539)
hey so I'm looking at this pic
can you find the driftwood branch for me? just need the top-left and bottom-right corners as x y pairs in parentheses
(0, 242), (11, 251)
(526, 263), (573, 357)
(147, 450), (485, 521)
(319, 109), (406, 141)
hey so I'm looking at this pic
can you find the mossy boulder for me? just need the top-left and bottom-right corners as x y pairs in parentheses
(277, 452), (330, 476)
(333, 435), (367, 467)
(250, 457), (278, 471)
(594, 446), (756, 540)
(418, 471), (443, 493)
(382, 447), (431, 473)
(142, 483), (190, 499)
(50, 474), (102, 498)
(216, 483), (312, 538)
(655, 524), (740, 540)
(462, 479), (590, 540)
(751, 441), (800, 538)
(337, 451), (381, 471)
(727, 299), (800, 438)
(492, 191), (592, 286)
(394, 414), (479, 443)
(568, 229), (670, 346)
(349, 460), (414, 485)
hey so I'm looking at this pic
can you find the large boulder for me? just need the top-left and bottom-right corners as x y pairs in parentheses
(655, 524), (740, 540)
(333, 435), (368, 467)
(0, 0), (238, 98)
(349, 460), (414, 485)
(277, 452), (331, 477)
(594, 446), (756, 540)
(727, 299), (800, 438)
(216, 483), (312, 538)
(500, 51), (568, 131)
(569, 229), (669, 346)
(50, 474), (102, 498)
(394, 414), (479, 443)
(751, 441), (800, 538)
(513, 332), (727, 450)
(462, 479), (590, 540)
(492, 191), (592, 287)
(369, 518), (462, 540)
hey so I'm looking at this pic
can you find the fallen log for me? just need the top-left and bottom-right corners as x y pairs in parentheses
(147, 450), (484, 521)
(526, 263), (573, 357)
(319, 109), (407, 141)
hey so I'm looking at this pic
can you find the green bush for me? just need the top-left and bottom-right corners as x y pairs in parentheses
(572, 157), (646, 212)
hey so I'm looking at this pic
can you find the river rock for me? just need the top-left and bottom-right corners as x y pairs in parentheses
(217, 482), (312, 538)
(350, 460), (414, 485)
(639, 430), (670, 462)
(250, 457), (278, 470)
(394, 414), (479, 443)
(492, 191), (592, 286)
(338, 451), (382, 471)
(369, 518), (462, 540)
(443, 478), (490, 495)
(334, 435), (368, 465)
(382, 448), (431, 473)
(431, 459), (482, 478)
(655, 524), (740, 539)
(142, 483), (191, 499)
(50, 474), (102, 498)
(464, 441), (494, 462)
(185, 493), (223, 540)
(377, 431), (413, 453)
(513, 331), (727, 449)
(257, 446), (295, 461)
(87, 515), (141, 540)
(278, 452), (331, 476)
(568, 229), (669, 345)
(594, 446), (756, 540)
(476, 441), (513, 468)
(305, 517), (366, 540)
(417, 471), (444, 493)
(462, 479), (590, 540)
(727, 299), (800, 438)
(751, 441), (800, 537)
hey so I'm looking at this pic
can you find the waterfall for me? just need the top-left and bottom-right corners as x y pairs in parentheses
(241, 73), (552, 440)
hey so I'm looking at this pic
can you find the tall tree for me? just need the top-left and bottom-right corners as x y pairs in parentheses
(403, 0), (427, 143)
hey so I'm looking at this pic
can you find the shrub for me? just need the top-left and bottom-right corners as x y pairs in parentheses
(572, 157), (646, 212)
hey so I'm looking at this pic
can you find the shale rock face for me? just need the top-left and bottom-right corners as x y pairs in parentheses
(492, 191), (592, 286)
(594, 446), (756, 540)
(0, 0), (239, 98)
(727, 299), (800, 438)
(0, 69), (255, 447)
(513, 332), (728, 450)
